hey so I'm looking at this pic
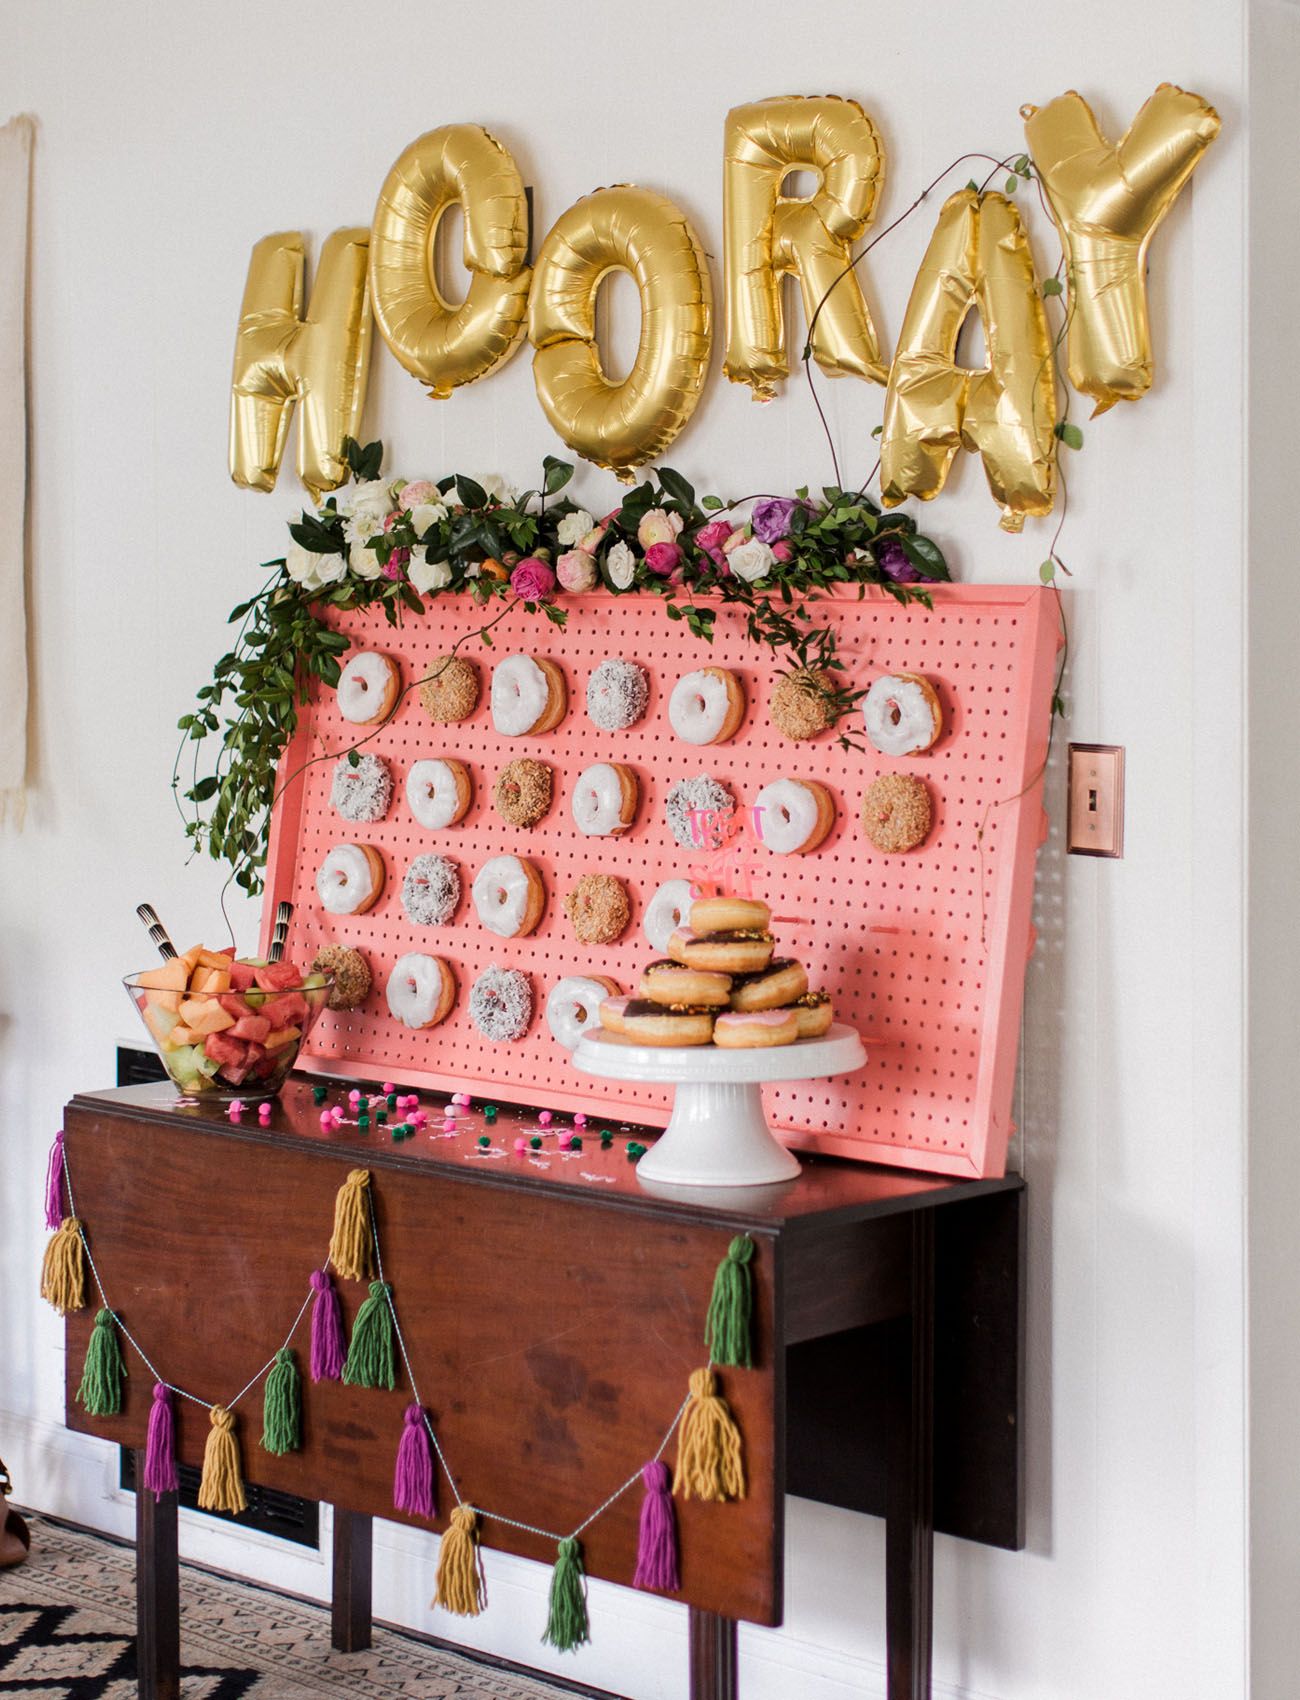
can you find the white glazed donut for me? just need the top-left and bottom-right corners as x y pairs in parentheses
(586, 659), (649, 731)
(571, 763), (634, 836)
(337, 651), (399, 725)
(492, 654), (550, 735)
(315, 844), (382, 916)
(669, 668), (738, 745)
(753, 779), (832, 855)
(472, 855), (542, 938)
(400, 854), (461, 926)
(546, 976), (616, 1049)
(406, 759), (469, 829)
(862, 673), (943, 756)
(386, 952), (453, 1029)
(330, 754), (392, 823)
(643, 878), (696, 954)
(470, 966), (533, 1041)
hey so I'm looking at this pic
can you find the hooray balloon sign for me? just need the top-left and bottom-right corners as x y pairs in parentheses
(229, 84), (1220, 524)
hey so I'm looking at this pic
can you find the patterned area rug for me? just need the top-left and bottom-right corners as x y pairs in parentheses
(0, 1515), (570, 1698)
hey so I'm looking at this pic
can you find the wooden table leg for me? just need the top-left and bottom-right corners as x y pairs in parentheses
(331, 1507), (372, 1652)
(688, 1608), (738, 1699)
(885, 1211), (935, 1700)
(134, 1449), (179, 1700)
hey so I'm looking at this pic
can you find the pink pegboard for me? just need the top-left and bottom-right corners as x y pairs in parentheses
(262, 584), (1058, 1179)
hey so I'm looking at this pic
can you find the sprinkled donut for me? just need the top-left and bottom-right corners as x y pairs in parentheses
(754, 778), (836, 855)
(665, 775), (735, 849)
(400, 854), (461, 926)
(470, 965), (533, 1041)
(769, 667), (837, 740)
(571, 763), (639, 836)
(406, 758), (472, 830)
(668, 666), (746, 745)
(336, 651), (400, 725)
(311, 944), (371, 1010)
(546, 975), (620, 1049)
(643, 878), (695, 954)
(563, 873), (630, 944)
(862, 673), (943, 756)
(493, 758), (553, 828)
(315, 844), (385, 916)
(491, 654), (567, 736)
(472, 855), (546, 938)
(330, 754), (393, 824)
(419, 656), (480, 724)
(862, 773), (933, 853)
(586, 658), (649, 731)
(386, 951), (456, 1029)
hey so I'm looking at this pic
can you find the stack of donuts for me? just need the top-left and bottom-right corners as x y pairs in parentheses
(599, 895), (833, 1050)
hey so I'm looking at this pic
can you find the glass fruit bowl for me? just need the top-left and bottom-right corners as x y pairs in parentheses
(124, 951), (332, 1100)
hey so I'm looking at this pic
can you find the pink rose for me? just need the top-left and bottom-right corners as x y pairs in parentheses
(637, 507), (685, 549)
(556, 548), (598, 592)
(644, 540), (682, 576)
(771, 540), (794, 563)
(397, 480), (439, 511)
(510, 557), (557, 601)
(579, 523), (607, 554)
(382, 546), (411, 581)
(722, 528), (748, 553)
(695, 519), (732, 565)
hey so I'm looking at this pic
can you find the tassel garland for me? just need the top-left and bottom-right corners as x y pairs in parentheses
(44, 1131), (66, 1230)
(433, 1503), (485, 1617)
(673, 1368), (746, 1503)
(76, 1309), (125, 1416)
(197, 1405), (247, 1514)
(261, 1347), (302, 1455)
(309, 1268), (345, 1382)
(542, 1536), (590, 1653)
(705, 1233), (755, 1369)
(40, 1217), (86, 1315)
(393, 1404), (436, 1519)
(144, 1383), (179, 1495)
(342, 1281), (395, 1389)
(633, 1459), (680, 1592)
(328, 1168), (373, 1282)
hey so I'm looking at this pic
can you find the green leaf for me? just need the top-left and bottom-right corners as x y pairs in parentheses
(1014, 154), (1030, 174)
(1055, 421), (1084, 451)
(1004, 176), (1018, 195)
(542, 455), (573, 495)
(1039, 560), (1056, 584)
(701, 494), (724, 511)
(966, 179), (979, 193)
(898, 534), (951, 582)
(657, 466), (696, 508)
(456, 474), (488, 509)
(1042, 276), (1063, 297)
(871, 424), (883, 438)
(190, 776), (218, 802)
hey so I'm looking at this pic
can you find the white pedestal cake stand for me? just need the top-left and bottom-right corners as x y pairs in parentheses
(572, 1024), (867, 1189)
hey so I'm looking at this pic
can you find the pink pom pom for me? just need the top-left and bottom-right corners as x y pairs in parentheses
(539, 1111), (552, 1126)
(443, 1119), (456, 1133)
(558, 1132), (573, 1150)
(574, 1113), (587, 1128)
(319, 1112), (332, 1129)
(382, 1081), (396, 1095)
(514, 1137), (528, 1154)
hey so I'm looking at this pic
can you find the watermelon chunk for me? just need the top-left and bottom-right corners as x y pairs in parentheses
(229, 960), (258, 992)
(203, 1030), (248, 1069)
(230, 1014), (271, 1043)
(260, 991), (308, 1029)
(254, 962), (300, 993)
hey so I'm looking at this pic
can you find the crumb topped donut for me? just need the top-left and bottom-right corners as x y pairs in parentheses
(753, 779), (836, 855)
(571, 763), (639, 836)
(563, 874), (630, 944)
(546, 975), (619, 1049)
(668, 666), (746, 746)
(311, 944), (371, 1010)
(862, 773), (933, 852)
(331, 754), (393, 824)
(863, 673), (943, 756)
(470, 965), (533, 1041)
(406, 758), (472, 830)
(472, 855), (546, 937)
(491, 654), (567, 735)
(400, 854), (461, 926)
(386, 952), (456, 1029)
(586, 658), (649, 731)
(419, 656), (480, 724)
(315, 844), (384, 916)
(493, 758), (553, 828)
(769, 667), (837, 740)
(643, 878), (695, 954)
(337, 651), (401, 725)
(665, 776), (735, 849)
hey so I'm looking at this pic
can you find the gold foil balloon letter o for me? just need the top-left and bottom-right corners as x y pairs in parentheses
(1024, 84), (1220, 413)
(369, 124), (532, 400)
(880, 189), (1057, 533)
(528, 185), (712, 481)
(229, 229), (373, 500)
(723, 95), (887, 400)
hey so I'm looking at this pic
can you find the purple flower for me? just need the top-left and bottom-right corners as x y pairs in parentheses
(875, 536), (923, 584)
(751, 497), (799, 544)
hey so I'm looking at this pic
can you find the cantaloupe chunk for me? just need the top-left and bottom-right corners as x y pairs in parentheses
(196, 948), (235, 972)
(144, 987), (183, 1015)
(178, 998), (236, 1036)
(263, 1025), (301, 1051)
(165, 1024), (196, 1047)
(190, 966), (231, 996)
(136, 959), (190, 994)
(179, 944), (205, 973)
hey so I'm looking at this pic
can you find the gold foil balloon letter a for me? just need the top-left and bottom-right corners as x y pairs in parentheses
(723, 95), (887, 400)
(528, 185), (712, 481)
(369, 124), (532, 400)
(229, 229), (372, 500)
(880, 190), (1057, 533)
(1024, 84), (1220, 412)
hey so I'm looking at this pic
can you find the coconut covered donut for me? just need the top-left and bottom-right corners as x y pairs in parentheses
(753, 779), (836, 855)
(493, 758), (553, 828)
(472, 855), (546, 938)
(586, 658), (649, 731)
(668, 666), (746, 746)
(642, 878), (695, 954)
(665, 775), (735, 849)
(862, 773), (933, 852)
(310, 944), (372, 1011)
(330, 754), (393, 824)
(491, 654), (567, 736)
(419, 656), (480, 724)
(863, 673), (943, 756)
(470, 965), (533, 1041)
(563, 873), (630, 944)
(315, 844), (385, 916)
(571, 763), (639, 836)
(406, 758), (472, 830)
(400, 854), (461, 927)
(337, 651), (401, 725)
(546, 975), (620, 1048)
(769, 667), (837, 740)
(386, 952), (456, 1029)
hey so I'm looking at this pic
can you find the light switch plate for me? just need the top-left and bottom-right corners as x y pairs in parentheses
(1067, 744), (1124, 857)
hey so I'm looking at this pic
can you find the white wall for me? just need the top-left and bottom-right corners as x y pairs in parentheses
(0, 5), (1255, 1697)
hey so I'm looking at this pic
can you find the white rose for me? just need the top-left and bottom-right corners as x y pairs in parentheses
(476, 473), (516, 506)
(349, 540), (382, 580)
(556, 507), (594, 547)
(605, 540), (637, 590)
(342, 479), (393, 546)
(408, 501), (449, 536)
(285, 541), (318, 587)
(726, 537), (776, 583)
(314, 552), (348, 587)
(409, 550), (453, 595)
(464, 561), (481, 579)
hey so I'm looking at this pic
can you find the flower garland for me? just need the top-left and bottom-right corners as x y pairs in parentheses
(177, 438), (949, 895)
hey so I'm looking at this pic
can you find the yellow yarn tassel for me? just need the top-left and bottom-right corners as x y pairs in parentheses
(673, 1368), (746, 1503)
(40, 1218), (86, 1315)
(433, 1504), (486, 1617)
(197, 1405), (247, 1515)
(328, 1169), (373, 1282)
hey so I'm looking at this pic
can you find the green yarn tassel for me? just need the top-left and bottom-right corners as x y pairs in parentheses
(76, 1309), (124, 1416)
(541, 1536), (589, 1653)
(342, 1281), (396, 1390)
(261, 1347), (302, 1455)
(705, 1234), (755, 1369)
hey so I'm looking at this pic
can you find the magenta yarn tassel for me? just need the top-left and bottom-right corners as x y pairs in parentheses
(633, 1460), (680, 1592)
(393, 1403), (436, 1518)
(309, 1268), (345, 1382)
(144, 1384), (179, 1495)
(44, 1131), (65, 1231)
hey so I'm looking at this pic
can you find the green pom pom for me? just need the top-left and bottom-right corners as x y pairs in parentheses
(77, 1309), (125, 1417)
(343, 1281), (396, 1390)
(261, 1347), (302, 1454)
(542, 1536), (590, 1653)
(705, 1234), (755, 1369)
